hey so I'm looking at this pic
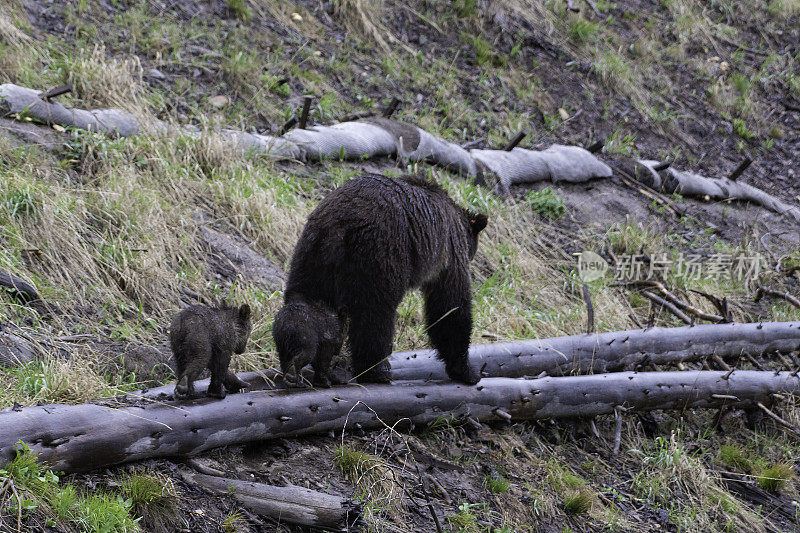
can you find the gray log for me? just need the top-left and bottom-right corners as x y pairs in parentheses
(180, 471), (358, 531)
(134, 321), (800, 399)
(2, 371), (800, 473)
(0, 84), (139, 137)
(636, 160), (800, 222)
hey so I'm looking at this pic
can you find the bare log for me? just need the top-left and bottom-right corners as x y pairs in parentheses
(0, 271), (42, 305)
(3, 371), (800, 472)
(180, 471), (359, 531)
(635, 159), (800, 222)
(135, 321), (800, 398)
(0, 84), (138, 137)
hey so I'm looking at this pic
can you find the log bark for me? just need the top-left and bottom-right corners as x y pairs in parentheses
(134, 321), (800, 399)
(2, 371), (800, 473)
(180, 471), (359, 531)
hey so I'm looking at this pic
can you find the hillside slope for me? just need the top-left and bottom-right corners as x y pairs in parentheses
(1, 0), (800, 531)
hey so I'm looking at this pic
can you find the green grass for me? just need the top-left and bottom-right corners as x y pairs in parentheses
(568, 18), (600, 43)
(756, 463), (794, 492)
(1, 442), (139, 532)
(718, 443), (752, 473)
(485, 474), (511, 494)
(525, 187), (566, 219)
(562, 490), (593, 515)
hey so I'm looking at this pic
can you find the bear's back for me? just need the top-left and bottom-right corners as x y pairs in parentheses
(287, 174), (470, 302)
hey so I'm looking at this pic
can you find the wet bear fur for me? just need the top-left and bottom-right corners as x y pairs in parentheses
(276, 173), (487, 384)
(170, 303), (252, 399)
(273, 300), (346, 387)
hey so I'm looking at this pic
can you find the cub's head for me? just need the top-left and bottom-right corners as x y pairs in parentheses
(464, 211), (488, 259)
(233, 304), (253, 354)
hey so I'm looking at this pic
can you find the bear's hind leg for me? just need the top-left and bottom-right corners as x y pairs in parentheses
(208, 349), (232, 399)
(348, 308), (394, 384)
(423, 268), (480, 385)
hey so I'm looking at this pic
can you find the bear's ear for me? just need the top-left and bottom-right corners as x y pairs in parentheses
(469, 213), (488, 234)
(239, 304), (252, 322)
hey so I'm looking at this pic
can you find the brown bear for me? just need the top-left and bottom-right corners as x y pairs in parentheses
(274, 173), (487, 385)
(170, 303), (252, 399)
(273, 300), (345, 387)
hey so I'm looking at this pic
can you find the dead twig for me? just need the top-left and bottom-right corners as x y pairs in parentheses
(689, 289), (732, 322)
(617, 280), (724, 322)
(641, 290), (692, 324)
(41, 84), (72, 101)
(756, 402), (800, 439)
(727, 157), (752, 182)
(582, 283), (594, 334)
(711, 353), (732, 373)
(503, 130), (526, 151)
(298, 96), (313, 130)
(414, 463), (443, 533)
(612, 406), (623, 456)
(754, 287), (800, 310)
(382, 97), (401, 118)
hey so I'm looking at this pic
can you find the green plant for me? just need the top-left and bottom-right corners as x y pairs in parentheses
(335, 445), (381, 481)
(563, 489), (593, 514)
(605, 129), (637, 156)
(227, 0), (251, 21)
(756, 463), (793, 492)
(485, 474), (511, 493)
(569, 18), (600, 43)
(447, 502), (485, 532)
(732, 118), (755, 140)
(718, 444), (752, 472)
(525, 187), (566, 219)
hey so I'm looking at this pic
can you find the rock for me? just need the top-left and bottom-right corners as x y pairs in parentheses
(145, 68), (166, 80)
(199, 226), (285, 290)
(208, 95), (229, 109)
(0, 331), (38, 368)
(119, 342), (173, 378)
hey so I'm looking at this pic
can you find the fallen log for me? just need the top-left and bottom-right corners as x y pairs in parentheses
(2, 371), (800, 472)
(391, 321), (800, 381)
(635, 159), (800, 222)
(0, 84), (138, 137)
(134, 321), (800, 398)
(470, 144), (612, 195)
(180, 471), (359, 531)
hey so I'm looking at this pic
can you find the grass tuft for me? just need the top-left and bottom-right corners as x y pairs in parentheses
(756, 462), (794, 492)
(562, 489), (593, 514)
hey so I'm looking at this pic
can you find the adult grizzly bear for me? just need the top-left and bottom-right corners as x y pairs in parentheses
(276, 173), (487, 385)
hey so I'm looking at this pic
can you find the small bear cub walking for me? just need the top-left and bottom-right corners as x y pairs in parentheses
(170, 303), (252, 399)
(273, 300), (346, 387)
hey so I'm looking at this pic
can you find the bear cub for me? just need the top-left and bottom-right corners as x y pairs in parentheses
(274, 173), (487, 386)
(273, 300), (345, 387)
(170, 303), (252, 399)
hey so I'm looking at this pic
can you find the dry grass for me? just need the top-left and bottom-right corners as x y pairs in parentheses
(58, 45), (144, 110)
(0, 11), (31, 47)
(332, 0), (397, 52)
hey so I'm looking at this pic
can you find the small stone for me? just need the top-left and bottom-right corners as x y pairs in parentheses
(291, 12), (302, 22)
(208, 95), (229, 108)
(145, 68), (166, 79)
(558, 107), (570, 120)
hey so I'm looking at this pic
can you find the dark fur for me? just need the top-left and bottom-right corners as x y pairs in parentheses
(170, 303), (252, 399)
(276, 173), (487, 385)
(273, 300), (345, 387)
